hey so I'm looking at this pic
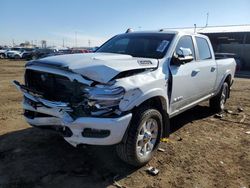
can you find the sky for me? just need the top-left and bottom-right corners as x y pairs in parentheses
(1, 0), (250, 47)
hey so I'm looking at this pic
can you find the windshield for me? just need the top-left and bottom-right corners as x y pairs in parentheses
(11, 48), (23, 51)
(96, 33), (175, 59)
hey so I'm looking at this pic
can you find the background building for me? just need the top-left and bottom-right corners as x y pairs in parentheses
(199, 25), (250, 71)
(170, 25), (250, 71)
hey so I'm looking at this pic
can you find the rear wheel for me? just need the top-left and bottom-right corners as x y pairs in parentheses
(116, 107), (162, 166)
(209, 82), (229, 112)
(0, 53), (5, 59)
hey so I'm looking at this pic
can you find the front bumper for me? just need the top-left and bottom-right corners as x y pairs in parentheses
(14, 81), (132, 146)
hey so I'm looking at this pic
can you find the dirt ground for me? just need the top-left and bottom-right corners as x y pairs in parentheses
(0, 59), (249, 188)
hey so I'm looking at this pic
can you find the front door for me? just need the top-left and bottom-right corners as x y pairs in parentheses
(170, 35), (199, 113)
(169, 35), (217, 114)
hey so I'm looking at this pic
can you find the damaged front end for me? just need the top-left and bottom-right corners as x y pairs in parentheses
(13, 67), (132, 146)
(22, 68), (126, 117)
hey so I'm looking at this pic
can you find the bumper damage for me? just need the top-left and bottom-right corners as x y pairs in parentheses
(13, 81), (132, 146)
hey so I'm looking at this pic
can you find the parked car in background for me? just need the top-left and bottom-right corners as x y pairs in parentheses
(71, 49), (90, 53)
(34, 48), (91, 59)
(29, 48), (57, 60)
(89, 46), (99, 52)
(14, 30), (236, 166)
(19, 48), (35, 60)
(215, 53), (244, 72)
(58, 49), (72, 55)
(6, 48), (25, 59)
(22, 48), (91, 60)
(6, 48), (35, 59)
(0, 47), (10, 58)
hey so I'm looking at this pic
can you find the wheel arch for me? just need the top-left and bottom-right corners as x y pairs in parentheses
(134, 96), (170, 138)
(121, 95), (170, 144)
(215, 73), (232, 98)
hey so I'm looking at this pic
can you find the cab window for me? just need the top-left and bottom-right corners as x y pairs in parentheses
(175, 36), (195, 60)
(195, 37), (212, 60)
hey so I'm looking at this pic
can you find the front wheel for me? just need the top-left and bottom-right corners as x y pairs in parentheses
(209, 82), (229, 112)
(116, 107), (162, 166)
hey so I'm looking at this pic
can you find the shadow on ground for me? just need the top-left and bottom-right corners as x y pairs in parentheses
(170, 104), (214, 133)
(0, 105), (214, 188)
(0, 127), (138, 188)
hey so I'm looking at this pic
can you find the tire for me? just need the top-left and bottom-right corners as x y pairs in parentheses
(209, 82), (229, 112)
(14, 55), (20, 60)
(32, 55), (37, 60)
(116, 107), (162, 167)
(0, 53), (5, 59)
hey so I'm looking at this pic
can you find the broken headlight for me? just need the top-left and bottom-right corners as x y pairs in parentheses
(84, 85), (125, 116)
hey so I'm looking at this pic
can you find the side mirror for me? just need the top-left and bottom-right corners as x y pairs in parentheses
(173, 47), (194, 65)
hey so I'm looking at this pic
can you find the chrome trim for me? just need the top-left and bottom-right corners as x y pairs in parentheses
(13, 80), (72, 112)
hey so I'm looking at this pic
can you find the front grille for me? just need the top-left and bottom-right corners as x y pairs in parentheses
(25, 69), (84, 103)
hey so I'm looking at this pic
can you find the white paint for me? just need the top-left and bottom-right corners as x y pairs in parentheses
(32, 52), (158, 83)
(14, 30), (236, 147)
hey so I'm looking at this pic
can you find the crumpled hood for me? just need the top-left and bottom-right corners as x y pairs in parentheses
(26, 53), (158, 83)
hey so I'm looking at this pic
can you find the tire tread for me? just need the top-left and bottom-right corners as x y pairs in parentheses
(116, 106), (162, 166)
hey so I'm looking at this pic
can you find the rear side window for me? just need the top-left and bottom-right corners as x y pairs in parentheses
(195, 37), (212, 60)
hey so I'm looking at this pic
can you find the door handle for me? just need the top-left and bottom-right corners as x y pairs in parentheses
(191, 69), (200, 76)
(211, 67), (216, 72)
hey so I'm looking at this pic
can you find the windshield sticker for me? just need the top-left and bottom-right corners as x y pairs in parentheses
(156, 40), (169, 52)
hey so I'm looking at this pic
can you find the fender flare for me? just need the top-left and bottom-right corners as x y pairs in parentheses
(214, 71), (232, 96)
(119, 88), (169, 113)
(119, 89), (171, 141)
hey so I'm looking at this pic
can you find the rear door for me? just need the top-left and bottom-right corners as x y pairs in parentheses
(194, 36), (217, 96)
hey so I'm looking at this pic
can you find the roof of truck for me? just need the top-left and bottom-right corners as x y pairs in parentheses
(124, 24), (250, 35)
(123, 29), (205, 37)
(159, 24), (250, 34)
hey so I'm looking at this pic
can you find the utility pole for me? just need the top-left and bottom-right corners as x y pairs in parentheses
(88, 40), (91, 47)
(63, 38), (64, 47)
(75, 31), (77, 47)
(205, 12), (209, 27)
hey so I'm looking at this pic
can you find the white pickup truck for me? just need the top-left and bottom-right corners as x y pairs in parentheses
(14, 30), (236, 166)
